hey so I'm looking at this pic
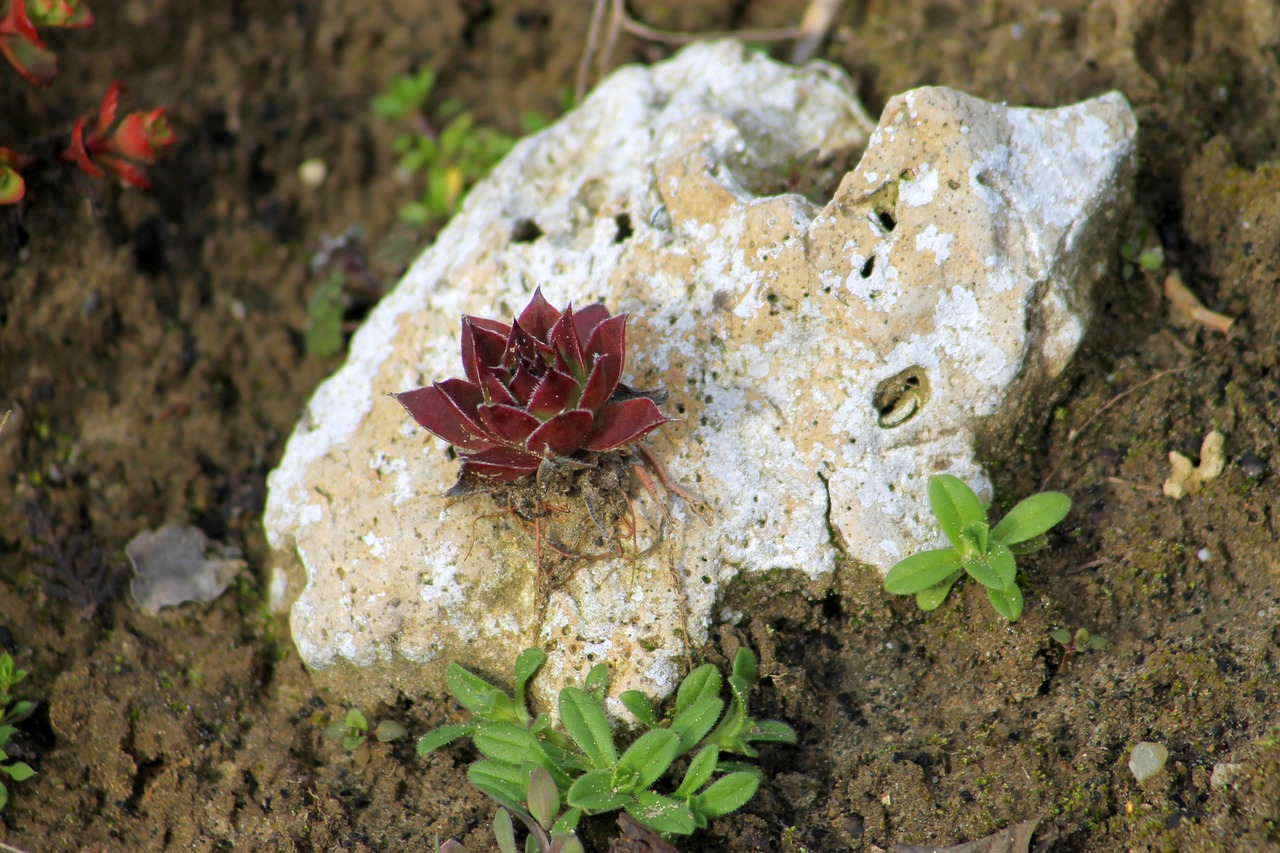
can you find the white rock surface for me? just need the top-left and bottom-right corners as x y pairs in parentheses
(264, 41), (1136, 707)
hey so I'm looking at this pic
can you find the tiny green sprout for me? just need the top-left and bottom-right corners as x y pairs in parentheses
(1050, 627), (1111, 654)
(374, 69), (528, 225)
(0, 652), (38, 811)
(324, 707), (406, 754)
(420, 647), (795, 848)
(884, 474), (1071, 621)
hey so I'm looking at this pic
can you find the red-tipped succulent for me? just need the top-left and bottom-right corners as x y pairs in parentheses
(60, 80), (175, 189)
(395, 289), (671, 495)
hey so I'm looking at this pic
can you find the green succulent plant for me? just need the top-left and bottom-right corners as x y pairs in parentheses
(883, 474), (1071, 621)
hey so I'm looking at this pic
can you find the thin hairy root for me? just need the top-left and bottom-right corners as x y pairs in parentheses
(636, 443), (710, 522)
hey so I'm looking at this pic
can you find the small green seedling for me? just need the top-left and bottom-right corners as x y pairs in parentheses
(884, 474), (1071, 621)
(1050, 627), (1111, 654)
(0, 652), (38, 810)
(324, 707), (407, 755)
(420, 647), (795, 849)
(1119, 228), (1164, 281)
(374, 69), (524, 226)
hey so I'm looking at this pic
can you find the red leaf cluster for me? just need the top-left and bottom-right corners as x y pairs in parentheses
(0, 0), (93, 87)
(396, 289), (671, 493)
(60, 81), (175, 189)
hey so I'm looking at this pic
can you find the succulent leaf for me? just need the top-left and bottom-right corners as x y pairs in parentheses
(583, 399), (671, 452)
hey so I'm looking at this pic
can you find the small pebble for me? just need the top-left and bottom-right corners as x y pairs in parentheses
(1129, 741), (1169, 783)
(1237, 452), (1267, 479)
(1197, 548), (1211, 562)
(299, 157), (328, 188)
(1210, 762), (1244, 791)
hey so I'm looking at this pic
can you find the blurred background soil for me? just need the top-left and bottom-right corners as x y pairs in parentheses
(1, 1), (1278, 850)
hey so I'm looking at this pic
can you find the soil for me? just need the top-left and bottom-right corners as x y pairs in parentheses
(1, 1), (1278, 851)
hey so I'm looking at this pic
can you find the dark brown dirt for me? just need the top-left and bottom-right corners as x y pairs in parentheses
(2, 1), (1278, 851)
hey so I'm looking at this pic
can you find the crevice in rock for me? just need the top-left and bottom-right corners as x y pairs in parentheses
(613, 213), (633, 243)
(511, 218), (543, 243)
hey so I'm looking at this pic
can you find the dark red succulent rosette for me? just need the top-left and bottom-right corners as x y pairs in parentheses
(395, 288), (670, 494)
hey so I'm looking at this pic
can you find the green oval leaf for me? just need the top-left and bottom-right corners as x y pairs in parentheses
(986, 582), (1024, 621)
(915, 571), (962, 611)
(567, 768), (628, 811)
(618, 729), (679, 791)
(473, 723), (539, 765)
(559, 687), (617, 769)
(417, 722), (478, 756)
(3, 761), (34, 782)
(963, 541), (1016, 590)
(884, 548), (964, 594)
(619, 690), (659, 729)
(992, 492), (1071, 544)
(674, 745), (720, 798)
(670, 695), (724, 752)
(928, 474), (987, 547)
(694, 771), (759, 818)
(512, 648), (546, 710)
(675, 664), (721, 715)
(468, 760), (527, 810)
(447, 663), (514, 719)
(626, 790), (696, 835)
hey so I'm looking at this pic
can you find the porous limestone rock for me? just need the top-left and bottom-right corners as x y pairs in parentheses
(264, 41), (1137, 708)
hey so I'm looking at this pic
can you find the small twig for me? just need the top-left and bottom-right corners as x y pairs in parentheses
(0, 409), (11, 436)
(1104, 476), (1161, 494)
(577, 0), (806, 100)
(617, 3), (802, 45)
(790, 0), (846, 63)
(577, 0), (611, 103)
(1164, 269), (1234, 334)
(0, 841), (34, 853)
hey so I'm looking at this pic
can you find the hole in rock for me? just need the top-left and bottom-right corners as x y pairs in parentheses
(860, 255), (875, 278)
(613, 213), (633, 243)
(876, 210), (897, 232)
(873, 366), (930, 428)
(511, 218), (543, 243)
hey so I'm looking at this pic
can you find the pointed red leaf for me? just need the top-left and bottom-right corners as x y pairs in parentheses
(507, 319), (554, 369)
(458, 446), (541, 484)
(109, 108), (174, 162)
(394, 380), (494, 452)
(62, 116), (102, 177)
(572, 303), (611, 341)
(461, 316), (510, 383)
(584, 313), (627, 365)
(98, 154), (150, 189)
(582, 398), (671, 451)
(516, 287), (561, 341)
(480, 367), (517, 406)
(527, 368), (579, 420)
(526, 410), (594, 457)
(509, 363), (540, 407)
(481, 402), (540, 445)
(478, 403), (540, 445)
(1, 31), (57, 86)
(95, 80), (122, 138)
(1, 0), (44, 45)
(576, 352), (621, 413)
(549, 308), (586, 379)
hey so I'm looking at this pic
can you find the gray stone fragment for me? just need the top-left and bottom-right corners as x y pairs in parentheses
(128, 525), (245, 613)
(264, 41), (1136, 708)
